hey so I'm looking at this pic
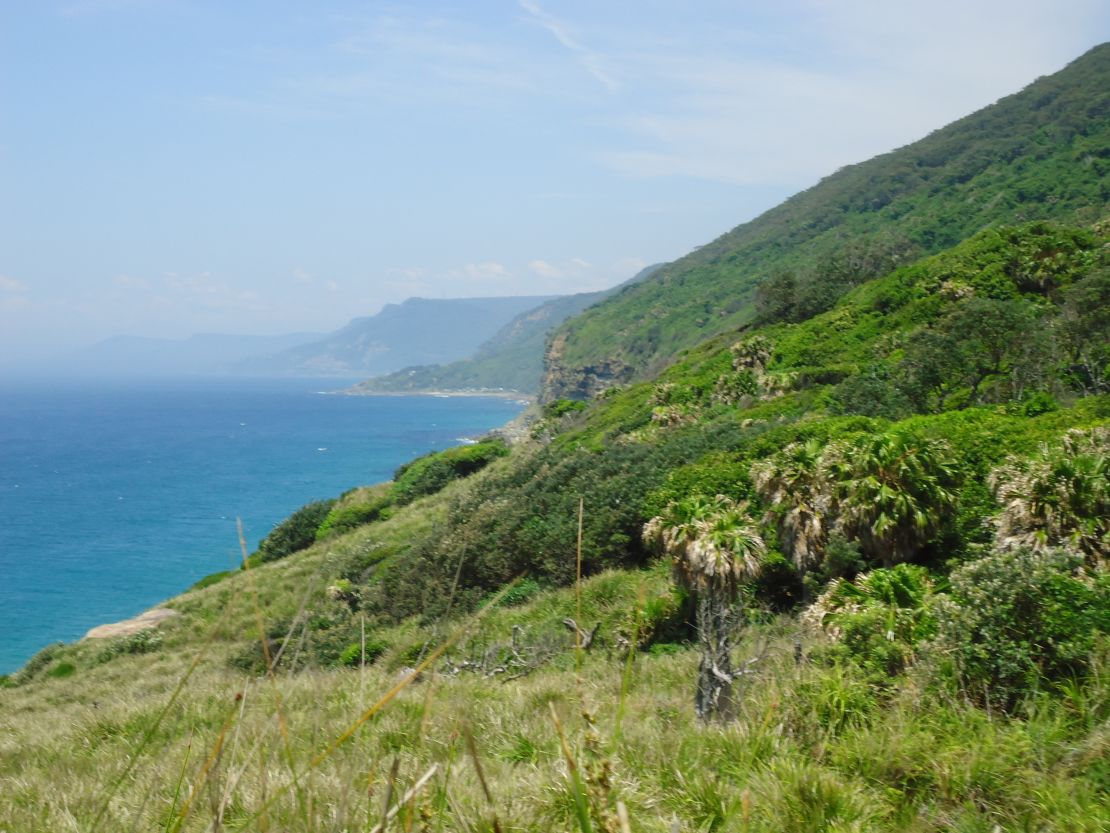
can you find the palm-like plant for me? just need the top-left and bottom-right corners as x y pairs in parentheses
(644, 494), (766, 720)
(751, 439), (832, 591)
(826, 433), (958, 567)
(989, 427), (1109, 565)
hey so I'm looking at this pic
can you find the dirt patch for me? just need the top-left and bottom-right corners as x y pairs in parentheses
(83, 607), (177, 640)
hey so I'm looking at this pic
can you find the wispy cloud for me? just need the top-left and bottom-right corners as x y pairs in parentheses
(461, 261), (510, 282)
(0, 275), (27, 293)
(593, 0), (1105, 186)
(517, 0), (620, 93)
(528, 259), (561, 278)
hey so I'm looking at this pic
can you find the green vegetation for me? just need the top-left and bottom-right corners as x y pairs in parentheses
(4, 48), (1110, 832)
(644, 495), (767, 719)
(931, 547), (1109, 710)
(315, 484), (394, 541)
(391, 439), (510, 505)
(250, 498), (336, 565)
(242, 440), (508, 568)
(545, 44), (1110, 398)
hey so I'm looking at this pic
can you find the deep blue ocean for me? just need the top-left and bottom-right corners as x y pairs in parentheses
(0, 378), (524, 674)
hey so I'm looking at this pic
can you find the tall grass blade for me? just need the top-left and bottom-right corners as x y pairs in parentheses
(549, 701), (595, 833)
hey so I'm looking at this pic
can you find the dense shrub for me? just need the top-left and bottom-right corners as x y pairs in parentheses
(253, 499), (336, 565)
(809, 564), (937, 680)
(10, 643), (65, 685)
(929, 548), (1110, 710)
(542, 399), (587, 419)
(391, 439), (509, 505)
(316, 487), (394, 541)
(337, 638), (389, 667)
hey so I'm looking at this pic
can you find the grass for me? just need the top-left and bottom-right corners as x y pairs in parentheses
(1, 543), (1107, 831)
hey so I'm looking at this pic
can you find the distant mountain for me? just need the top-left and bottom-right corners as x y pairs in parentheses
(543, 43), (1110, 399)
(51, 332), (325, 377)
(353, 265), (662, 395)
(233, 296), (558, 378)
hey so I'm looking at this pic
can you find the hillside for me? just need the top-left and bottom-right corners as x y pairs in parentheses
(353, 265), (662, 395)
(3, 214), (1106, 831)
(3, 49), (1110, 833)
(543, 43), (1110, 399)
(234, 295), (557, 377)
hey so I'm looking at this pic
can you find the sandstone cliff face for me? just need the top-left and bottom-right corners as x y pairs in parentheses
(540, 332), (634, 402)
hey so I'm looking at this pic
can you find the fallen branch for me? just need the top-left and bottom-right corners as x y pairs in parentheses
(561, 618), (601, 651)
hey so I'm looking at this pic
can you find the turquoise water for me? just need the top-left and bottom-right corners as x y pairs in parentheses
(0, 378), (524, 673)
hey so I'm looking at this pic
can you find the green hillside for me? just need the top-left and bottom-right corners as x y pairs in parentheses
(3, 48), (1109, 833)
(4, 214), (1106, 831)
(543, 43), (1110, 399)
(354, 266), (661, 395)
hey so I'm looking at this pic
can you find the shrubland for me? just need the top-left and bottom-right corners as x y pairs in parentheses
(3, 47), (1110, 832)
(3, 214), (1105, 832)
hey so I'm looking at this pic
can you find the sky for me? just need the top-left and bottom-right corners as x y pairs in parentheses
(1, 1), (1107, 366)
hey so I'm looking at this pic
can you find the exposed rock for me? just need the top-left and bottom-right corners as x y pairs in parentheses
(540, 332), (635, 402)
(83, 607), (177, 640)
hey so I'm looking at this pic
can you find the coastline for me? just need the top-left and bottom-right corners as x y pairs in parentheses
(0, 384), (528, 679)
(337, 386), (536, 404)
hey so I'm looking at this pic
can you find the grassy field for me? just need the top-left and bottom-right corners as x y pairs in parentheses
(2, 505), (1107, 832)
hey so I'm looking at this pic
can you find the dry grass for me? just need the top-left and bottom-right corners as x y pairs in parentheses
(1, 490), (1106, 832)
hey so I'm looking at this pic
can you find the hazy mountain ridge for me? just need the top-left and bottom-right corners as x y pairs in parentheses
(233, 295), (559, 378)
(352, 265), (662, 394)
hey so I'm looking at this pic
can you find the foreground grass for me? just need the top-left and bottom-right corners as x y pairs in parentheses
(2, 558), (1107, 832)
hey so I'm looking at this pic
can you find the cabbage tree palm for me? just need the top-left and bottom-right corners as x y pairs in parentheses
(751, 439), (832, 595)
(826, 433), (958, 568)
(643, 495), (767, 720)
(989, 427), (1109, 564)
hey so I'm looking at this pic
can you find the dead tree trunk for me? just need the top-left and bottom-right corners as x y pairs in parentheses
(694, 587), (741, 721)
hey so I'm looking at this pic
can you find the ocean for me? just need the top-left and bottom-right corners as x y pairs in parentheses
(0, 378), (525, 674)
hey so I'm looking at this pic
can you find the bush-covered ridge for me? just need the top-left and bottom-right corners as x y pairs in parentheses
(4, 50), (1110, 833)
(543, 43), (1110, 399)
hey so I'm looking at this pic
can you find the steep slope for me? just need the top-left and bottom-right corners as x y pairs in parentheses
(543, 43), (1110, 399)
(352, 265), (662, 394)
(234, 295), (556, 377)
(3, 220), (1106, 833)
(4, 46), (1110, 833)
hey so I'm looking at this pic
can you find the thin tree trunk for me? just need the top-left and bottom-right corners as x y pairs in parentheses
(694, 588), (737, 721)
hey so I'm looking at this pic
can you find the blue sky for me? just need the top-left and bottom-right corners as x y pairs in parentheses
(1, 1), (1107, 363)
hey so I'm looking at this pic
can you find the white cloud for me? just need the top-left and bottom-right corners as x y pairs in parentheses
(518, 0), (620, 93)
(0, 275), (27, 293)
(528, 259), (562, 278)
(595, 0), (1105, 187)
(462, 261), (510, 281)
